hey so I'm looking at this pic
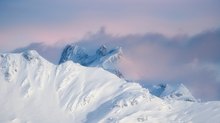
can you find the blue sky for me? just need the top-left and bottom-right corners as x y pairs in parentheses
(0, 0), (220, 100)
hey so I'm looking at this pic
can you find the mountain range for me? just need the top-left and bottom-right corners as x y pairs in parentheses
(0, 46), (219, 123)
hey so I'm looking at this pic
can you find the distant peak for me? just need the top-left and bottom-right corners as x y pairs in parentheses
(96, 45), (108, 56)
(59, 44), (88, 64)
(59, 44), (124, 78)
(150, 83), (196, 102)
(65, 44), (82, 53)
(158, 83), (167, 89)
(109, 47), (123, 55)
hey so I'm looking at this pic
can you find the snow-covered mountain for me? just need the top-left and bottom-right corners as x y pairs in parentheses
(0, 50), (220, 123)
(150, 84), (197, 102)
(59, 45), (197, 102)
(59, 45), (124, 78)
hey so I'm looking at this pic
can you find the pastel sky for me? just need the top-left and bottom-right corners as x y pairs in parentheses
(1, 0), (220, 51)
(0, 0), (220, 100)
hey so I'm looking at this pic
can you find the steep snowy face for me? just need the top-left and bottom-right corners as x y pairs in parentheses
(150, 84), (197, 102)
(59, 45), (124, 78)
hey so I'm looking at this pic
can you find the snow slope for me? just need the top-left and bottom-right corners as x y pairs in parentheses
(59, 45), (124, 78)
(0, 50), (220, 123)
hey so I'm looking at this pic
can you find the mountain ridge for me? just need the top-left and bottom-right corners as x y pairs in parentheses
(0, 50), (219, 123)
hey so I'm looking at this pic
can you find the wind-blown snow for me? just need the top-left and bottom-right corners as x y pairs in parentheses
(0, 50), (220, 123)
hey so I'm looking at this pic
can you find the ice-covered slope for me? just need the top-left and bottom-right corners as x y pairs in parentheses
(59, 45), (124, 78)
(0, 51), (220, 123)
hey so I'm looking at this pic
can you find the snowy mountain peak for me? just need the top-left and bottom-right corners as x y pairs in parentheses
(59, 45), (124, 78)
(59, 44), (88, 64)
(163, 83), (197, 102)
(0, 50), (44, 83)
(96, 45), (108, 56)
(150, 83), (197, 102)
(22, 50), (40, 61)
